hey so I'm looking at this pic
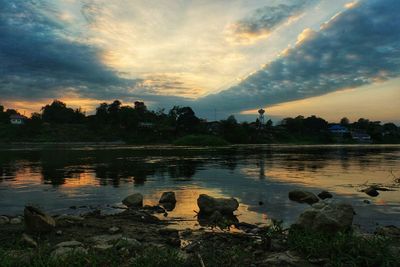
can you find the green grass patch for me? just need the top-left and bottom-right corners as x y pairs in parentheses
(173, 135), (229, 146)
(288, 228), (400, 267)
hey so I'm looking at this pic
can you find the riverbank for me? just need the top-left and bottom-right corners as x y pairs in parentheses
(1, 194), (400, 267)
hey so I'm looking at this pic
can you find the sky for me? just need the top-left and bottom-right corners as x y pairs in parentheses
(0, 0), (399, 123)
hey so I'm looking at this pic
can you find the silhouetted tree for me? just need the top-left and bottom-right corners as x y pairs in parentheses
(41, 100), (85, 124)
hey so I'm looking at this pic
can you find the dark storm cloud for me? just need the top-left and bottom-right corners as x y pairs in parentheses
(230, 0), (316, 42)
(0, 0), (139, 100)
(198, 0), (400, 114)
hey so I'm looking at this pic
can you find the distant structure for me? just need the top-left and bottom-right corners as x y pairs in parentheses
(258, 108), (265, 129)
(10, 114), (27, 125)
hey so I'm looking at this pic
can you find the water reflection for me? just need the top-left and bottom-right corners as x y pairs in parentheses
(0, 145), (399, 230)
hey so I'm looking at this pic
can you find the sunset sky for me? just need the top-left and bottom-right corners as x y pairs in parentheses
(0, 0), (399, 123)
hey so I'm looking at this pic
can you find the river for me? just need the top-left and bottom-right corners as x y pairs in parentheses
(0, 144), (399, 230)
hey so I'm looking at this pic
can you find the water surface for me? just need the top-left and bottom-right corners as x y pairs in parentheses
(1, 144), (399, 230)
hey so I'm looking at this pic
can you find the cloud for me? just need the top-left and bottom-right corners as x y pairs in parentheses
(197, 0), (400, 115)
(227, 0), (317, 44)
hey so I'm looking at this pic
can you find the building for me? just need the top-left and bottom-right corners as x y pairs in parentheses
(328, 124), (349, 134)
(10, 114), (27, 125)
(351, 132), (371, 142)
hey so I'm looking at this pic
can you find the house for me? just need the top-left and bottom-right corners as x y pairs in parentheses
(351, 132), (371, 142)
(206, 121), (221, 134)
(10, 114), (27, 125)
(328, 124), (349, 134)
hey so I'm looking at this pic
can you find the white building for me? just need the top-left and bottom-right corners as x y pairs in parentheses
(10, 114), (26, 125)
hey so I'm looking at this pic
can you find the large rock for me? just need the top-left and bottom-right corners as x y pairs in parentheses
(159, 192), (176, 204)
(197, 194), (239, 215)
(294, 202), (354, 233)
(24, 206), (56, 233)
(288, 190), (319, 205)
(122, 193), (143, 208)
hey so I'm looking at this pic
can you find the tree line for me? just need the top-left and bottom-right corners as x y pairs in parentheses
(0, 100), (399, 144)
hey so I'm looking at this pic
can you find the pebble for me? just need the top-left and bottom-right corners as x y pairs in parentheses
(108, 226), (120, 234)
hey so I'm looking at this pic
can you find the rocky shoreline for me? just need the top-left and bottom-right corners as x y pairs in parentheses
(1, 191), (399, 266)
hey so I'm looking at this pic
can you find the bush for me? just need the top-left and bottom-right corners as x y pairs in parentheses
(288, 228), (400, 267)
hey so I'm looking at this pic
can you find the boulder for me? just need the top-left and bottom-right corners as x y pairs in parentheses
(318, 191), (333, 200)
(24, 206), (56, 233)
(362, 186), (379, 197)
(0, 216), (10, 225)
(159, 191), (176, 204)
(122, 193), (143, 208)
(197, 194), (239, 215)
(289, 190), (319, 205)
(294, 202), (354, 233)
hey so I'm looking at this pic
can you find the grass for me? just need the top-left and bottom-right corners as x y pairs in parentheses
(173, 135), (229, 146)
(287, 228), (400, 267)
(0, 244), (186, 267)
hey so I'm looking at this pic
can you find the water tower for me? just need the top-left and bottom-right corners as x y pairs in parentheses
(258, 108), (265, 129)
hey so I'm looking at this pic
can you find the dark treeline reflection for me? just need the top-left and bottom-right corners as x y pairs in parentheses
(0, 145), (399, 186)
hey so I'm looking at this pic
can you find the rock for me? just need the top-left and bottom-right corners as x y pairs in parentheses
(122, 193), (143, 208)
(56, 214), (84, 222)
(56, 240), (83, 248)
(288, 190), (319, 205)
(24, 206), (56, 233)
(159, 191), (177, 204)
(0, 216), (10, 225)
(375, 225), (400, 239)
(21, 233), (37, 248)
(51, 246), (87, 260)
(363, 199), (371, 204)
(262, 251), (306, 266)
(181, 229), (192, 237)
(362, 187), (379, 197)
(93, 244), (114, 251)
(10, 217), (22, 224)
(108, 226), (120, 234)
(197, 194), (239, 215)
(294, 202), (354, 233)
(91, 234), (122, 245)
(317, 191), (333, 200)
(115, 237), (141, 249)
(142, 205), (166, 213)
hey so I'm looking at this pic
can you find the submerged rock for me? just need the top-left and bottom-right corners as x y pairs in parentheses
(122, 193), (143, 208)
(197, 194), (239, 215)
(317, 191), (333, 200)
(293, 202), (354, 233)
(288, 190), (319, 205)
(24, 206), (56, 233)
(362, 187), (379, 197)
